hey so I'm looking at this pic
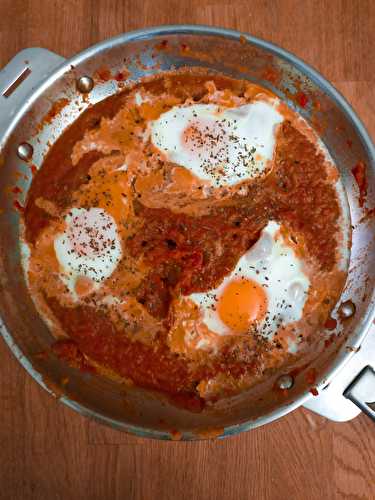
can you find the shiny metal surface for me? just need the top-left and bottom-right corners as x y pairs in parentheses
(344, 365), (375, 421)
(338, 300), (356, 319)
(303, 321), (375, 422)
(0, 25), (374, 439)
(277, 375), (294, 390)
(76, 76), (94, 93)
(0, 47), (66, 135)
(17, 142), (34, 160)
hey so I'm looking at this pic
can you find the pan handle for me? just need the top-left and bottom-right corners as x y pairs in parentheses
(343, 366), (375, 422)
(303, 320), (375, 422)
(0, 48), (66, 135)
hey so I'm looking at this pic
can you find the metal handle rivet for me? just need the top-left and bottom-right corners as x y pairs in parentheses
(77, 76), (94, 93)
(277, 374), (293, 389)
(17, 143), (34, 160)
(338, 300), (356, 319)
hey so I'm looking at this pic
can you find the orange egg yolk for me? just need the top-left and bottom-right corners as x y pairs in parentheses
(217, 278), (268, 330)
(74, 275), (95, 297)
(77, 171), (129, 224)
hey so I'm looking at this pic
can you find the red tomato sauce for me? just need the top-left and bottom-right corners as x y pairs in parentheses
(127, 122), (340, 323)
(23, 73), (343, 410)
(351, 162), (368, 207)
(48, 296), (255, 412)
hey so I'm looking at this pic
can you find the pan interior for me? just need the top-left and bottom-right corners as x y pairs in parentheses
(0, 27), (374, 439)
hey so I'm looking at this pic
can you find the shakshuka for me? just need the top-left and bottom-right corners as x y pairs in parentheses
(20, 72), (351, 412)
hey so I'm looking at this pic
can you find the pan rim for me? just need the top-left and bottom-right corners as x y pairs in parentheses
(1, 24), (375, 439)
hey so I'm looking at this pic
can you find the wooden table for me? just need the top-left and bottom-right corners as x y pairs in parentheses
(0, 1), (374, 498)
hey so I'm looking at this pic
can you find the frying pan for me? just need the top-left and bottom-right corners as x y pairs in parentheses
(0, 25), (374, 440)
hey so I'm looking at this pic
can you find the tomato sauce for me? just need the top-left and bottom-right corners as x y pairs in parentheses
(47, 296), (256, 412)
(22, 72), (345, 411)
(351, 162), (368, 207)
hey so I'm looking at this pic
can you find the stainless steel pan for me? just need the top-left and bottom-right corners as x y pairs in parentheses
(0, 26), (374, 440)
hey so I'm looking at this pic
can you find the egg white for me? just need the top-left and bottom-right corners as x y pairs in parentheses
(181, 221), (310, 349)
(150, 100), (284, 187)
(54, 207), (123, 299)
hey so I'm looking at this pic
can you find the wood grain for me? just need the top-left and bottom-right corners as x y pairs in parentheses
(0, 1), (374, 499)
